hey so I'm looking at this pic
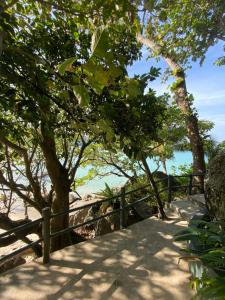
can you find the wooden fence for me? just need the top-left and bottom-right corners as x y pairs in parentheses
(0, 173), (205, 265)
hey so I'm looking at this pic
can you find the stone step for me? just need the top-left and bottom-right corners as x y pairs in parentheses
(189, 194), (205, 209)
(170, 199), (205, 222)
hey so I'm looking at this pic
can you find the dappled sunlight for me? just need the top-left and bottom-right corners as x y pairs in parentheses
(0, 215), (193, 300)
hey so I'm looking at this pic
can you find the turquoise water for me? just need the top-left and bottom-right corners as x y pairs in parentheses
(76, 151), (193, 195)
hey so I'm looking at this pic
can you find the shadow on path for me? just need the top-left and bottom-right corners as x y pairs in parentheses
(0, 214), (193, 300)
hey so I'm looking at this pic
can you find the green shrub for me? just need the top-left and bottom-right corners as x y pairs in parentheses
(175, 220), (225, 299)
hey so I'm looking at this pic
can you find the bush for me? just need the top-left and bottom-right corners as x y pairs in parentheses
(174, 220), (225, 299)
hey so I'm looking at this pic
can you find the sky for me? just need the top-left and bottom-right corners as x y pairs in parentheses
(127, 42), (225, 142)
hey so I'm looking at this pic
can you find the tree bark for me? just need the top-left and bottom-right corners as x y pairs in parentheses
(141, 154), (168, 220)
(173, 69), (206, 176)
(40, 122), (72, 251)
(137, 34), (206, 179)
(161, 159), (167, 174)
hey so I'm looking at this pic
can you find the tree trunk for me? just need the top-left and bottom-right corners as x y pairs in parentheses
(141, 154), (168, 220)
(174, 70), (206, 176)
(50, 172), (72, 251)
(161, 159), (167, 174)
(40, 122), (72, 251)
(136, 34), (206, 180)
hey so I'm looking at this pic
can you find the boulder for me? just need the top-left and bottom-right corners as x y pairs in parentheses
(205, 151), (225, 220)
(105, 206), (120, 231)
(0, 256), (26, 274)
(83, 207), (97, 230)
(133, 202), (153, 219)
(95, 218), (112, 236)
(83, 194), (93, 202)
(69, 207), (90, 226)
(69, 192), (81, 204)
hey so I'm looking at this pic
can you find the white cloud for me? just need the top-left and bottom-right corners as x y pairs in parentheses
(194, 90), (225, 107)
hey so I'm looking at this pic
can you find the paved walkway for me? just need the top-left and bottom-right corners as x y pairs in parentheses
(0, 214), (193, 300)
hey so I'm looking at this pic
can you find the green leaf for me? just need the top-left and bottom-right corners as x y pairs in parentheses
(58, 57), (76, 75)
(73, 85), (90, 107)
(174, 233), (198, 241)
(91, 25), (105, 55)
(201, 250), (225, 268)
(158, 10), (167, 22)
(126, 78), (141, 98)
(144, 0), (155, 11)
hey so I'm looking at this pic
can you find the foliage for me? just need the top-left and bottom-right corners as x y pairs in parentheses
(192, 276), (225, 300)
(0, 0), (141, 213)
(138, 0), (225, 66)
(204, 140), (225, 162)
(175, 220), (225, 299)
(97, 183), (119, 199)
(0, 0), (146, 249)
(124, 172), (163, 206)
(95, 183), (121, 212)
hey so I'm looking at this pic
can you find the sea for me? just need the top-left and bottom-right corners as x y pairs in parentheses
(76, 151), (194, 195)
(0, 151), (195, 221)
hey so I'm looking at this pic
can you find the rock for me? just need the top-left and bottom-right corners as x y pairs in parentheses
(83, 207), (98, 230)
(154, 171), (179, 192)
(0, 256), (26, 274)
(105, 206), (120, 231)
(69, 192), (81, 204)
(69, 204), (101, 229)
(205, 151), (225, 220)
(69, 207), (90, 226)
(83, 194), (93, 202)
(133, 202), (153, 219)
(95, 218), (112, 236)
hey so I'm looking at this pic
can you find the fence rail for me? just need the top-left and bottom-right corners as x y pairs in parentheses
(0, 173), (205, 266)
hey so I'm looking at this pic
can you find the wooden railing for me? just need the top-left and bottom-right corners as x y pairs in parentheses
(0, 173), (205, 265)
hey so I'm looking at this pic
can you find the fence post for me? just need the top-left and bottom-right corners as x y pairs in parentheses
(188, 174), (193, 196)
(120, 187), (126, 229)
(42, 207), (51, 264)
(168, 175), (172, 204)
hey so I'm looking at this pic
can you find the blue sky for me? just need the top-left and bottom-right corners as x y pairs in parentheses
(128, 42), (225, 142)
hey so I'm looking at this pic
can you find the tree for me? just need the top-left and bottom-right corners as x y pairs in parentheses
(81, 143), (141, 184)
(63, 0), (208, 179)
(134, 0), (224, 175)
(0, 2), (96, 250)
(0, 0), (140, 250)
(134, 3), (206, 178)
(89, 71), (169, 219)
(139, 0), (225, 66)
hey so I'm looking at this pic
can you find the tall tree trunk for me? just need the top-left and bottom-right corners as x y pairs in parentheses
(174, 69), (206, 176)
(137, 34), (206, 180)
(141, 154), (168, 220)
(50, 169), (72, 251)
(40, 122), (72, 251)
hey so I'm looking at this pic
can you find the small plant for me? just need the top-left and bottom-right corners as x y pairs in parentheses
(175, 220), (225, 299)
(96, 183), (120, 211)
(97, 183), (118, 199)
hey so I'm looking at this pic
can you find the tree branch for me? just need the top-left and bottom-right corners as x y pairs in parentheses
(69, 138), (92, 183)
(0, 170), (40, 211)
(0, 135), (45, 210)
(136, 33), (181, 71)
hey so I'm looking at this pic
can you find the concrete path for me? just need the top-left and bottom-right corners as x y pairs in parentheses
(0, 214), (193, 300)
(171, 194), (206, 221)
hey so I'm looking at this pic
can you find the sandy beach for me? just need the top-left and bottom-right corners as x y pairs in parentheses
(0, 194), (104, 260)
